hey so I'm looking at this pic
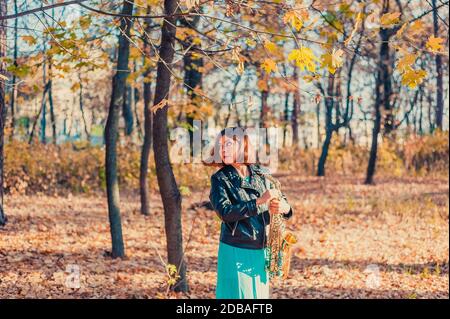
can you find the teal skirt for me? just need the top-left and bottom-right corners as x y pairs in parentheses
(216, 241), (270, 299)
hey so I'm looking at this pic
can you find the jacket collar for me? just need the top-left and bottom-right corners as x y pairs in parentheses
(223, 164), (264, 193)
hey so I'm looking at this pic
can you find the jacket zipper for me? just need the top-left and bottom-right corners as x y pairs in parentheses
(261, 210), (267, 248)
(232, 221), (238, 236)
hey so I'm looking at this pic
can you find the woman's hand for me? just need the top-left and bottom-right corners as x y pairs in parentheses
(256, 189), (278, 206)
(269, 198), (291, 215)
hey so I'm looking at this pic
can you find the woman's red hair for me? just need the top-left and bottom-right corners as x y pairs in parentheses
(203, 127), (257, 167)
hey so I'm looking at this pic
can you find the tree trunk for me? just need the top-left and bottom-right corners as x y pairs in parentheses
(380, 1), (395, 136)
(316, 102), (321, 148)
(365, 96), (382, 185)
(29, 81), (50, 144)
(419, 88), (424, 135)
(317, 129), (332, 177)
(152, 0), (188, 292)
(260, 88), (269, 128)
(40, 96), (47, 144)
(48, 65), (57, 144)
(432, 0), (444, 131)
(317, 74), (335, 176)
(104, 0), (135, 259)
(283, 92), (289, 147)
(366, 1), (394, 184)
(78, 73), (90, 140)
(182, 14), (202, 154)
(427, 93), (434, 133)
(133, 79), (142, 140)
(140, 9), (153, 216)
(292, 68), (300, 145)
(225, 74), (241, 127)
(0, 0), (7, 226)
(122, 85), (134, 136)
(9, 0), (18, 141)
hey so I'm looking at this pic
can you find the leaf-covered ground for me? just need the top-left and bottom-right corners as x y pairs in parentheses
(1, 174), (448, 299)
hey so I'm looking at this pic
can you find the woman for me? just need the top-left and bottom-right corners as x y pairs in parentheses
(208, 128), (293, 299)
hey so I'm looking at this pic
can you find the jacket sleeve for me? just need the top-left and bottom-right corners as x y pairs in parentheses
(209, 175), (259, 223)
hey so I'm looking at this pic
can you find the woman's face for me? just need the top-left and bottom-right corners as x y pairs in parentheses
(219, 136), (240, 165)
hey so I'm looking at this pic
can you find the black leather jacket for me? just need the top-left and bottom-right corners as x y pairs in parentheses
(209, 164), (293, 250)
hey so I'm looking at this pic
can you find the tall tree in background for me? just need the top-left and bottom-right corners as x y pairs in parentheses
(104, 0), (135, 258)
(366, 0), (399, 184)
(122, 85), (134, 136)
(0, 0), (7, 226)
(292, 67), (300, 145)
(152, 0), (188, 292)
(432, 0), (444, 131)
(181, 13), (203, 153)
(9, 0), (18, 140)
(139, 6), (153, 216)
(317, 73), (338, 177)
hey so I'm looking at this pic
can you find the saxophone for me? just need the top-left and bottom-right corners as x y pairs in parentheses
(263, 173), (297, 280)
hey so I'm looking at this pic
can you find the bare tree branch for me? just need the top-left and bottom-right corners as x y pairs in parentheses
(0, 0), (89, 21)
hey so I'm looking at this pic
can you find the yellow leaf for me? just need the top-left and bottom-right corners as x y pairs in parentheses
(397, 53), (416, 73)
(288, 47), (319, 72)
(151, 99), (169, 113)
(236, 61), (245, 75)
(129, 47), (141, 59)
(321, 49), (344, 74)
(183, 0), (200, 9)
(395, 23), (408, 38)
(426, 36), (444, 52)
(344, 12), (362, 46)
(22, 35), (37, 45)
(257, 79), (268, 91)
(401, 68), (427, 89)
(303, 74), (321, 83)
(261, 59), (277, 74)
(380, 12), (401, 28)
(145, 0), (161, 5)
(264, 40), (278, 54)
(408, 20), (423, 35)
(192, 37), (202, 46)
(283, 10), (307, 31)
(79, 16), (91, 30)
(232, 47), (245, 75)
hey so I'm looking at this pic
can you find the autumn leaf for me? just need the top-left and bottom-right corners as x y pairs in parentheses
(22, 35), (37, 45)
(395, 23), (408, 38)
(288, 47), (319, 72)
(408, 20), (424, 36)
(283, 10), (308, 31)
(380, 12), (401, 28)
(144, 0), (161, 5)
(303, 74), (321, 83)
(0, 73), (8, 81)
(401, 68), (427, 89)
(397, 53), (417, 73)
(257, 79), (269, 91)
(321, 49), (344, 74)
(264, 40), (278, 54)
(79, 16), (91, 30)
(262, 59), (278, 74)
(344, 12), (362, 46)
(426, 36), (444, 52)
(183, 0), (200, 9)
(236, 61), (245, 75)
(232, 47), (246, 75)
(365, 10), (379, 29)
(151, 99), (169, 113)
